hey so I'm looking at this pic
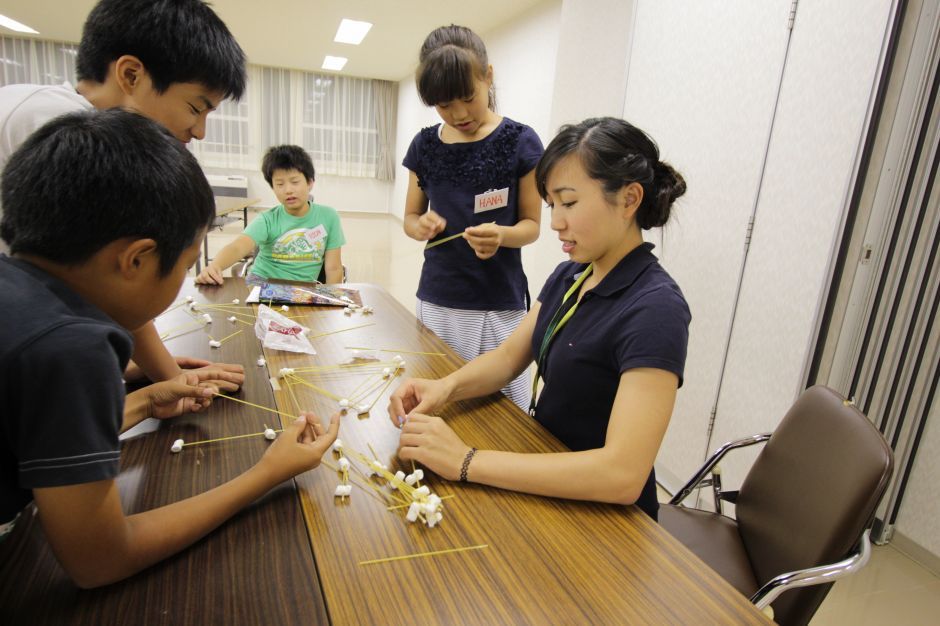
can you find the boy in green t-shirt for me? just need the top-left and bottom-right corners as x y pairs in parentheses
(197, 146), (345, 284)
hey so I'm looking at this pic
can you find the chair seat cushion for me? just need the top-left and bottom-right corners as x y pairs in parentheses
(659, 505), (760, 597)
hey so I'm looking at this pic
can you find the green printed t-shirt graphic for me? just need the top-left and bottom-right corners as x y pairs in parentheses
(244, 203), (345, 281)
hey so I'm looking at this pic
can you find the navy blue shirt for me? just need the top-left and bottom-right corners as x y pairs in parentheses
(0, 257), (131, 529)
(403, 117), (543, 310)
(531, 243), (691, 519)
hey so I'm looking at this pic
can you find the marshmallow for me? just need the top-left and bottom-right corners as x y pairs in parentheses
(232, 298), (240, 304)
(397, 360), (406, 369)
(202, 313), (212, 323)
(393, 355), (403, 362)
(413, 485), (430, 498)
(344, 307), (353, 315)
(332, 439), (344, 452)
(209, 339), (222, 348)
(382, 367), (391, 378)
(170, 438), (184, 453)
(338, 457), (351, 471)
(280, 305), (290, 312)
(394, 470), (406, 482)
(334, 484), (352, 497)
(338, 398), (349, 409)
(406, 502), (421, 523)
(361, 306), (374, 315)
(278, 367), (295, 378)
(256, 357), (266, 367)
(422, 501), (439, 515)
(185, 295), (194, 303)
(427, 511), (443, 528)
(264, 428), (277, 440)
(188, 302), (198, 310)
(413, 469), (425, 482)
(228, 315), (237, 322)
(404, 473), (417, 486)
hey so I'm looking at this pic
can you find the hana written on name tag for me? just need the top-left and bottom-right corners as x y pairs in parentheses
(305, 225), (327, 243)
(474, 187), (509, 214)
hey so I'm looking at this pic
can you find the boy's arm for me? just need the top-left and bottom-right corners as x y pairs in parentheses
(195, 235), (256, 285)
(130, 322), (183, 381)
(33, 412), (339, 589)
(323, 248), (343, 283)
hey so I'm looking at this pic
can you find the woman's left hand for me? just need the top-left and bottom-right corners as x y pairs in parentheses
(397, 414), (471, 481)
(464, 223), (503, 260)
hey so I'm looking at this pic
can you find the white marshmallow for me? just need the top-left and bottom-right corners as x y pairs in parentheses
(232, 298), (240, 304)
(256, 357), (266, 367)
(413, 485), (430, 498)
(188, 302), (198, 310)
(332, 439), (344, 451)
(280, 305), (290, 312)
(338, 398), (349, 409)
(361, 306), (374, 315)
(278, 367), (295, 378)
(208, 339), (222, 348)
(422, 501), (439, 515)
(413, 469), (425, 482)
(405, 473), (417, 486)
(392, 354), (403, 362)
(185, 295), (194, 303)
(344, 307), (353, 315)
(264, 428), (277, 440)
(394, 470), (406, 482)
(406, 502), (421, 523)
(228, 316), (237, 322)
(338, 457), (351, 471)
(202, 313), (212, 323)
(427, 511), (443, 528)
(170, 438), (184, 453)
(334, 484), (352, 497)
(382, 367), (391, 378)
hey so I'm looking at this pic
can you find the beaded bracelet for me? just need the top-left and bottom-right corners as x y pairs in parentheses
(459, 447), (478, 482)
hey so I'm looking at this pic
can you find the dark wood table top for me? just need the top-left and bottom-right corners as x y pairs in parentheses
(0, 279), (327, 626)
(0, 279), (770, 625)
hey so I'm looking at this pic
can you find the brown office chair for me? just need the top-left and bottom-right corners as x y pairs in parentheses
(660, 385), (894, 626)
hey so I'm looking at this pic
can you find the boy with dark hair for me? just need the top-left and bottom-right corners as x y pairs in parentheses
(0, 0), (247, 386)
(196, 145), (346, 285)
(0, 109), (338, 587)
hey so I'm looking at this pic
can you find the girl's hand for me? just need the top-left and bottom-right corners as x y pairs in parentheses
(259, 412), (340, 483)
(415, 209), (447, 241)
(397, 413), (470, 481)
(464, 223), (503, 259)
(388, 377), (452, 426)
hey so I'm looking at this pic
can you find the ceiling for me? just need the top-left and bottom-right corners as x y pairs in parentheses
(0, 0), (547, 81)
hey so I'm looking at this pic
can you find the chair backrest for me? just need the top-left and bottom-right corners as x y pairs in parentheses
(735, 385), (894, 626)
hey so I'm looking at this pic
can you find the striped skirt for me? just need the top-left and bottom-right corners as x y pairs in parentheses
(416, 299), (531, 411)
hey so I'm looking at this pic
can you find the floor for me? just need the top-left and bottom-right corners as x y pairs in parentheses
(201, 210), (940, 625)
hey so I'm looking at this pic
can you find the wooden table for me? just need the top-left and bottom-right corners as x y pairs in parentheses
(0, 279), (771, 625)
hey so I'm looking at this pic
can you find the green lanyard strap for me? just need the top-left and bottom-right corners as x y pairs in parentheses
(529, 263), (594, 415)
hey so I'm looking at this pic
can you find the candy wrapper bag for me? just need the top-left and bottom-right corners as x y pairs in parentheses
(254, 304), (317, 355)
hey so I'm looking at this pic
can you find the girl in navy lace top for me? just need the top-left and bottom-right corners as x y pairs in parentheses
(402, 25), (543, 410)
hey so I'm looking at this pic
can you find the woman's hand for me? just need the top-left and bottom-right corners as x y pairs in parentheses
(464, 223), (503, 259)
(387, 377), (453, 426)
(397, 414), (470, 481)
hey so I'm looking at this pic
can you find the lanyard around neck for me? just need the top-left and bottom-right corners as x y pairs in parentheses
(529, 263), (594, 415)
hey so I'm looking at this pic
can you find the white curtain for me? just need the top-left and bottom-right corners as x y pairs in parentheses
(0, 36), (78, 86)
(1, 35), (398, 181)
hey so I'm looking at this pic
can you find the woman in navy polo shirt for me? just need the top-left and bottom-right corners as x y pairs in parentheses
(389, 117), (690, 520)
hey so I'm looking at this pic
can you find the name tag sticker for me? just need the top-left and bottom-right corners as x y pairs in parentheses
(306, 225), (327, 243)
(474, 187), (509, 213)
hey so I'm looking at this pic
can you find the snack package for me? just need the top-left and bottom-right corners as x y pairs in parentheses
(254, 304), (317, 355)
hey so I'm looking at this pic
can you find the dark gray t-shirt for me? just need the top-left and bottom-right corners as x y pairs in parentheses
(0, 256), (131, 531)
